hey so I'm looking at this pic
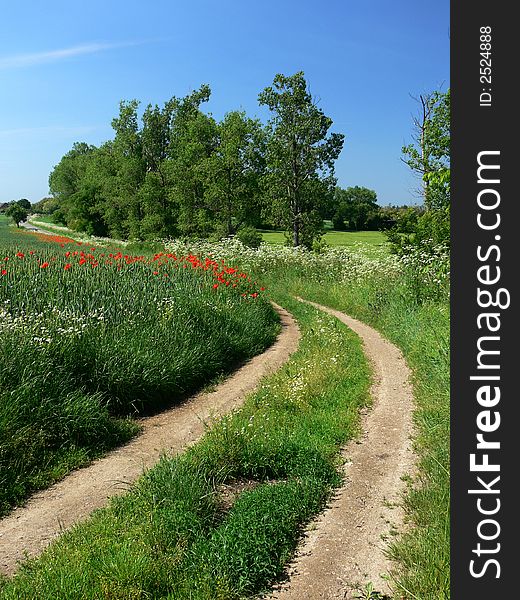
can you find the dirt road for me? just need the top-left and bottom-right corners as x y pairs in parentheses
(268, 299), (415, 600)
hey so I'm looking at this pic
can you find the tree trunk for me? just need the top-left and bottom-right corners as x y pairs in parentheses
(291, 137), (300, 247)
(292, 198), (301, 247)
(293, 216), (299, 246)
(227, 169), (233, 236)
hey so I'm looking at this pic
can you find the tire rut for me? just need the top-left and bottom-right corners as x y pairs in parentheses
(0, 304), (300, 577)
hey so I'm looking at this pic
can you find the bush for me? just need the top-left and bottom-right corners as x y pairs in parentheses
(236, 226), (263, 249)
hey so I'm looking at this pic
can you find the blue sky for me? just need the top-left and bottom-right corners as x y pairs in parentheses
(0, 0), (449, 206)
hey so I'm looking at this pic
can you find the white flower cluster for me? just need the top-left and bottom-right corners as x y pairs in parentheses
(0, 304), (107, 345)
(163, 237), (403, 284)
(398, 240), (450, 288)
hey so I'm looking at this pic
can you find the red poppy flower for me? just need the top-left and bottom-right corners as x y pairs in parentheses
(1, 269), (7, 276)
(64, 263), (71, 270)
(40, 262), (49, 269)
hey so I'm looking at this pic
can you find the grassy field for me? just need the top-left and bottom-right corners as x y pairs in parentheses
(0, 219), (449, 599)
(0, 217), (279, 516)
(261, 229), (387, 248)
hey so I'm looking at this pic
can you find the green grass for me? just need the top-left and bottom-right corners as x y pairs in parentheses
(0, 295), (371, 599)
(28, 214), (55, 225)
(261, 229), (387, 248)
(0, 220), (279, 516)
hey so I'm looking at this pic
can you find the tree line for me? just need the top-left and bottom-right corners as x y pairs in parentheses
(38, 72), (343, 248)
(8, 75), (449, 250)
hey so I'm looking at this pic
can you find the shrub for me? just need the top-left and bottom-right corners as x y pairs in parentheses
(236, 226), (262, 249)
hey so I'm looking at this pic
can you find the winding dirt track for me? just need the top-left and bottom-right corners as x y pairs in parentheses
(1, 297), (415, 598)
(268, 299), (415, 600)
(0, 305), (300, 576)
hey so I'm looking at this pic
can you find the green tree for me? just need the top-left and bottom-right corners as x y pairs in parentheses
(110, 100), (147, 238)
(139, 99), (178, 238)
(332, 186), (379, 231)
(203, 111), (266, 237)
(166, 85), (218, 237)
(16, 198), (32, 211)
(401, 88), (450, 246)
(6, 202), (28, 227)
(402, 89), (450, 210)
(32, 196), (60, 215)
(48, 142), (100, 232)
(258, 72), (344, 247)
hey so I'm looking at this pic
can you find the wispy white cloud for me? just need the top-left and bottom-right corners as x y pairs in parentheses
(0, 125), (100, 138)
(0, 41), (140, 70)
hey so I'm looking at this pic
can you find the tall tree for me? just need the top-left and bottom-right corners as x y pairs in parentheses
(203, 111), (266, 236)
(139, 100), (176, 237)
(401, 88), (450, 246)
(166, 85), (218, 236)
(402, 89), (450, 211)
(258, 72), (344, 247)
(111, 100), (146, 238)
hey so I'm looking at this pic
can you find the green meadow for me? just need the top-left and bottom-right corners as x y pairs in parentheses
(0, 221), (449, 599)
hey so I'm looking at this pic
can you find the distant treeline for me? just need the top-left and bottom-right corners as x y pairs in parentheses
(38, 73), (347, 247)
(31, 75), (449, 249)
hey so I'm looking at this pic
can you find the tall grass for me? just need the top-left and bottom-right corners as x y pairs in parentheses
(0, 223), (279, 516)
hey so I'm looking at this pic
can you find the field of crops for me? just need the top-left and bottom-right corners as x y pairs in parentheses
(0, 216), (279, 515)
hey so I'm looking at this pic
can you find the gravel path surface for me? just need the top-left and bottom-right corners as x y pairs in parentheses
(267, 299), (415, 600)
